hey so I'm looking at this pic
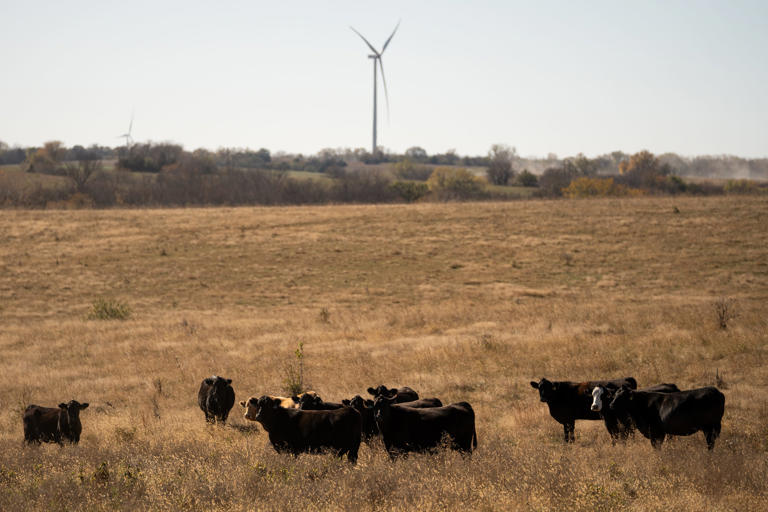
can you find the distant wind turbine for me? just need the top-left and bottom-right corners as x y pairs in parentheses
(117, 113), (134, 149)
(350, 21), (400, 154)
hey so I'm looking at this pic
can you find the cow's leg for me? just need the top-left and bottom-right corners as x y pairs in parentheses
(563, 422), (575, 443)
(704, 424), (720, 450)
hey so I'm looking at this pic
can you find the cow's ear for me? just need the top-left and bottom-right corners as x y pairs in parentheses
(58, 403), (67, 409)
(530, 381), (539, 389)
(80, 403), (89, 409)
(341, 399), (350, 405)
(291, 396), (300, 403)
(239, 400), (246, 408)
(226, 379), (232, 385)
(367, 387), (376, 396)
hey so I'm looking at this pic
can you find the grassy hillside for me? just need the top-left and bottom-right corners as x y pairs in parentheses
(0, 196), (767, 511)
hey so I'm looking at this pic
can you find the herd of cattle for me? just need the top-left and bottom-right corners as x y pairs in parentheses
(21, 375), (725, 462)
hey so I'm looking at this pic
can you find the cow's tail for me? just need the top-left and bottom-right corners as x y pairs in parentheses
(472, 427), (478, 450)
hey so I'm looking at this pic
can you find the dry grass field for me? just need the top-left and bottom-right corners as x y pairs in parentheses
(1, 196), (767, 511)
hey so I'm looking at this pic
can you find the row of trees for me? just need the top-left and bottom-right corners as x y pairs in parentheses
(3, 139), (767, 180)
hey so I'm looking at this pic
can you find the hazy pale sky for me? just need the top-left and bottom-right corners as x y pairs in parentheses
(1, 1), (766, 158)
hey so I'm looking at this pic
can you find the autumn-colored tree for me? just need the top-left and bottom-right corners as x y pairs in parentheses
(562, 177), (644, 198)
(25, 140), (67, 173)
(618, 150), (671, 189)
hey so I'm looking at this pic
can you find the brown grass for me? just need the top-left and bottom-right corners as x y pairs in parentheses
(1, 196), (767, 511)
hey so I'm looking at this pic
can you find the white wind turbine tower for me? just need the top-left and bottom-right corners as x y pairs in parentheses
(350, 21), (400, 154)
(118, 113), (134, 149)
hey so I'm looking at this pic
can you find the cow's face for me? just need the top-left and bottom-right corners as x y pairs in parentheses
(58, 400), (89, 422)
(530, 379), (556, 403)
(609, 385), (632, 411)
(367, 385), (396, 398)
(240, 397), (262, 421)
(373, 396), (394, 428)
(212, 377), (232, 389)
(298, 394), (321, 409)
(590, 387), (604, 412)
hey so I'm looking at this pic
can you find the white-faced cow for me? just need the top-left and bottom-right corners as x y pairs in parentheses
(590, 383), (680, 442)
(608, 385), (725, 450)
(242, 395), (361, 463)
(197, 376), (236, 424)
(530, 377), (637, 443)
(23, 400), (89, 445)
(373, 396), (476, 458)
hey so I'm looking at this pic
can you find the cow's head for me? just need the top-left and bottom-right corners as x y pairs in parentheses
(530, 378), (557, 403)
(372, 395), (396, 429)
(590, 386), (605, 412)
(297, 394), (323, 410)
(608, 385), (633, 411)
(367, 385), (396, 399)
(58, 400), (89, 422)
(240, 396), (262, 421)
(212, 376), (232, 389)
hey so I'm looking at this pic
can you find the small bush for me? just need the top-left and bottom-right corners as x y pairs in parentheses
(516, 169), (538, 187)
(714, 297), (737, 329)
(391, 181), (428, 203)
(427, 167), (486, 200)
(724, 179), (759, 195)
(283, 342), (307, 396)
(88, 298), (131, 320)
(562, 177), (644, 198)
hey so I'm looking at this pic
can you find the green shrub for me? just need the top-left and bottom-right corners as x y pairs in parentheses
(391, 181), (428, 203)
(88, 298), (131, 320)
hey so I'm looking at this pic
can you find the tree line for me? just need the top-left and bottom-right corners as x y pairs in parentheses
(1, 140), (766, 208)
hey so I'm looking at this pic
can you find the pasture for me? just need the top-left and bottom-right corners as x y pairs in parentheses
(1, 196), (767, 511)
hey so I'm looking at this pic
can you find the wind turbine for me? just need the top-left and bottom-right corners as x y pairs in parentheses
(118, 113), (134, 149)
(350, 21), (400, 154)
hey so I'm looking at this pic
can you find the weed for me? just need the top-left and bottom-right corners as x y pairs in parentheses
(714, 297), (737, 329)
(87, 298), (131, 320)
(283, 342), (307, 396)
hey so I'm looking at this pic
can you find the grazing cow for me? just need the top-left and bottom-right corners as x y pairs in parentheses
(242, 395), (361, 463)
(296, 394), (345, 411)
(198, 376), (236, 424)
(590, 383), (680, 442)
(367, 385), (419, 403)
(529, 377), (637, 443)
(23, 400), (89, 445)
(373, 396), (477, 458)
(608, 385), (725, 450)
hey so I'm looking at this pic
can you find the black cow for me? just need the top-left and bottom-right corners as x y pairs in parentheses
(398, 397), (443, 408)
(197, 375), (236, 424)
(530, 377), (637, 443)
(373, 396), (477, 458)
(608, 385), (725, 450)
(23, 400), (89, 445)
(296, 394), (345, 411)
(243, 395), (361, 463)
(367, 385), (419, 403)
(342, 395), (378, 441)
(590, 383), (680, 442)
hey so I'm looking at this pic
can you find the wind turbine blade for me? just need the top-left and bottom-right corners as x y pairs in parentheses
(378, 58), (391, 122)
(381, 20), (400, 53)
(128, 112), (134, 136)
(350, 26), (380, 56)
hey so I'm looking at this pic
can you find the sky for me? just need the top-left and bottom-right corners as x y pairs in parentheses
(1, 1), (767, 158)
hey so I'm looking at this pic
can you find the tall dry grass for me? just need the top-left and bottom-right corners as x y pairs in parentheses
(1, 196), (767, 511)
